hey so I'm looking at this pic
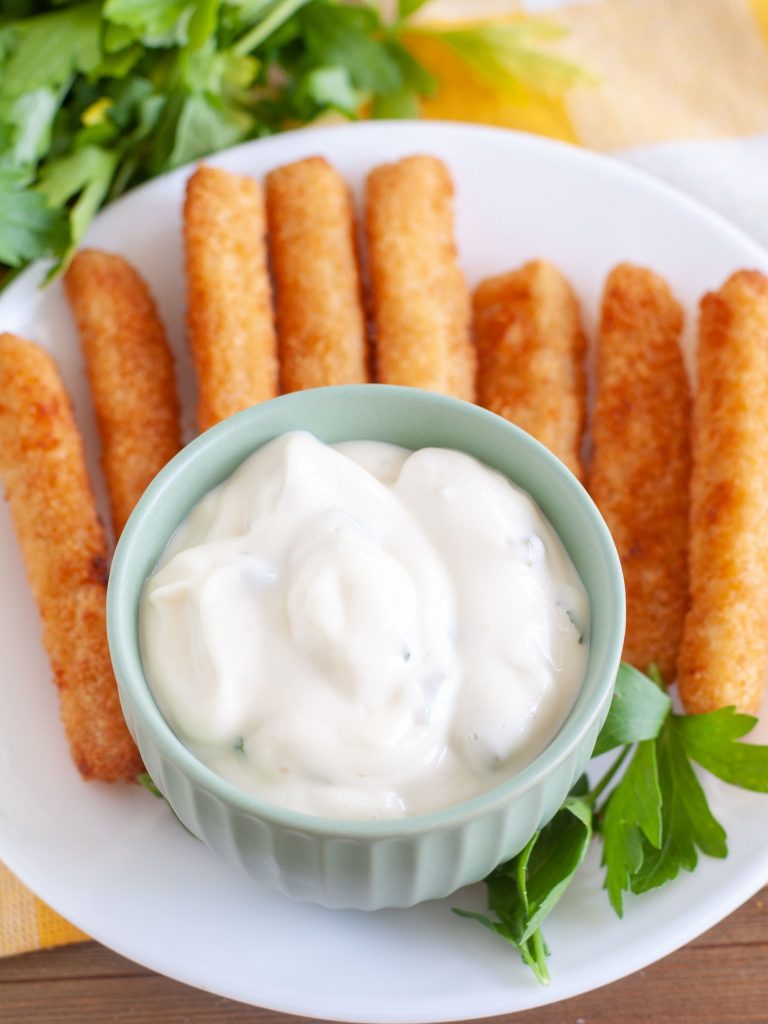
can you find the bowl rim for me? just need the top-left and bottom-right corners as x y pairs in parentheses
(107, 384), (625, 838)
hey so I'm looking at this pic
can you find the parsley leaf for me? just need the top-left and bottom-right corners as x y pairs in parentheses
(508, 798), (592, 940)
(295, 66), (361, 117)
(0, 1), (592, 283)
(230, 0), (315, 55)
(371, 39), (437, 119)
(169, 92), (247, 168)
(104, 0), (196, 47)
(630, 716), (727, 895)
(592, 662), (671, 756)
(599, 739), (662, 915)
(455, 797), (592, 984)
(0, 169), (64, 266)
(677, 707), (768, 791)
(300, 3), (402, 96)
(0, 87), (61, 170)
(188, 0), (223, 50)
(0, 3), (102, 97)
(458, 662), (767, 982)
(136, 771), (163, 798)
(38, 146), (119, 269)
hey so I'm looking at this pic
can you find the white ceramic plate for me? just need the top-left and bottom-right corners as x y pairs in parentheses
(1, 122), (767, 1022)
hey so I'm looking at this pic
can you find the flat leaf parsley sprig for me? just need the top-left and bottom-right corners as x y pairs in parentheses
(456, 663), (768, 984)
(0, 0), (589, 284)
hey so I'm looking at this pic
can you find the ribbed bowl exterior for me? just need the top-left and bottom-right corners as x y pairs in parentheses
(125, 700), (608, 910)
(109, 386), (625, 913)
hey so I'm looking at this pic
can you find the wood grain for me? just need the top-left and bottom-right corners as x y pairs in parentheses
(0, 889), (765, 1023)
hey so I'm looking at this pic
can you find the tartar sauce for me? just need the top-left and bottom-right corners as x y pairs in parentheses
(140, 432), (589, 819)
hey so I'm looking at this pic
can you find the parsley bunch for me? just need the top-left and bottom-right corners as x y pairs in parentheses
(457, 663), (768, 984)
(0, 0), (588, 283)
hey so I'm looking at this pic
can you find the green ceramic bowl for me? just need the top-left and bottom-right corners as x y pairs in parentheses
(107, 385), (625, 910)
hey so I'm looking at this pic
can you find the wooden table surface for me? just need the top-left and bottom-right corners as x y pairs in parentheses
(0, 887), (765, 1024)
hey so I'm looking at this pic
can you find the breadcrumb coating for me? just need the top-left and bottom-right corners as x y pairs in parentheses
(64, 249), (182, 538)
(0, 332), (142, 781)
(184, 164), (278, 431)
(365, 155), (475, 399)
(266, 156), (368, 390)
(589, 264), (691, 682)
(678, 270), (768, 713)
(473, 260), (587, 479)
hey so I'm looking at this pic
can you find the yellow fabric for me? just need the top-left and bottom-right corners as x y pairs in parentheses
(558, 0), (768, 149)
(416, 0), (768, 150)
(1, 862), (86, 956)
(749, 0), (768, 44)
(404, 32), (578, 142)
(3, 0), (767, 958)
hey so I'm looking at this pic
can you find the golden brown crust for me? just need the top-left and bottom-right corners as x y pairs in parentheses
(365, 155), (475, 399)
(678, 270), (768, 713)
(184, 164), (278, 431)
(64, 249), (182, 538)
(0, 333), (142, 781)
(589, 265), (691, 682)
(473, 260), (587, 479)
(266, 157), (368, 390)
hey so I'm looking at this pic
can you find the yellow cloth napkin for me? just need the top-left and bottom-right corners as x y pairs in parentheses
(1, 863), (86, 956)
(3, 0), (768, 957)
(410, 0), (768, 149)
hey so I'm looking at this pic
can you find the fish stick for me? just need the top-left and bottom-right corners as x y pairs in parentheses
(678, 270), (768, 713)
(64, 249), (182, 538)
(0, 333), (142, 781)
(589, 264), (690, 683)
(184, 164), (278, 431)
(266, 157), (368, 390)
(365, 155), (475, 399)
(473, 261), (587, 479)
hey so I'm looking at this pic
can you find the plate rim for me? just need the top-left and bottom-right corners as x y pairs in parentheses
(1, 119), (767, 1022)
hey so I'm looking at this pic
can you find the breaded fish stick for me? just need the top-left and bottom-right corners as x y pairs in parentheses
(266, 157), (368, 390)
(64, 249), (182, 538)
(473, 261), (587, 479)
(0, 333), (142, 781)
(589, 265), (690, 683)
(184, 164), (278, 431)
(365, 155), (475, 399)
(678, 270), (768, 713)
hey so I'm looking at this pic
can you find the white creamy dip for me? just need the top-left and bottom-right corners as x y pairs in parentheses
(140, 432), (589, 820)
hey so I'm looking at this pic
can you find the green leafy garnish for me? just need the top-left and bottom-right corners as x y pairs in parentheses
(565, 607), (585, 646)
(592, 661), (671, 756)
(455, 797), (592, 984)
(0, 1), (589, 283)
(301, 4), (401, 96)
(0, 169), (64, 267)
(136, 770), (198, 838)
(600, 738), (662, 914)
(457, 663), (768, 982)
(676, 707), (768, 791)
(0, 3), (103, 97)
(38, 146), (119, 271)
(406, 19), (595, 99)
(136, 770), (163, 798)
(627, 715), (727, 898)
